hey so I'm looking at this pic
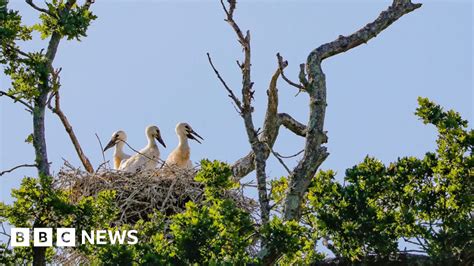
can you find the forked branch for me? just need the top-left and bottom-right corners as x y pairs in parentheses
(283, 0), (422, 224)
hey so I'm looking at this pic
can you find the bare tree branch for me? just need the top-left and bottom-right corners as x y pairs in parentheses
(95, 133), (108, 168)
(265, 143), (291, 175)
(0, 163), (36, 176)
(219, 0), (270, 226)
(49, 91), (94, 173)
(277, 53), (305, 91)
(231, 99), (310, 179)
(207, 52), (243, 113)
(47, 70), (94, 173)
(0, 90), (33, 111)
(260, 67), (281, 149)
(278, 113), (307, 137)
(275, 149), (304, 159)
(315, 0), (422, 61)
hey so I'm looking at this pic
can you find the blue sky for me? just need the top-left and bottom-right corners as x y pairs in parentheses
(1, 0), (472, 210)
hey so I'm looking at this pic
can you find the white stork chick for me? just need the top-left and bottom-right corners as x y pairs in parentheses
(119, 125), (166, 172)
(165, 122), (203, 169)
(103, 130), (130, 170)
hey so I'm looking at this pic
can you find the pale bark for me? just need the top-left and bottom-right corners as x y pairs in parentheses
(283, 0), (422, 222)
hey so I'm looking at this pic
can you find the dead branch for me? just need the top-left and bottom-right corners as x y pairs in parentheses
(207, 52), (243, 112)
(0, 163), (36, 176)
(315, 0), (422, 61)
(278, 113), (307, 137)
(265, 143), (291, 175)
(275, 149), (304, 159)
(283, 0), (422, 224)
(260, 67), (281, 148)
(95, 133), (108, 168)
(218, 0), (271, 225)
(48, 87), (94, 173)
(277, 53), (305, 91)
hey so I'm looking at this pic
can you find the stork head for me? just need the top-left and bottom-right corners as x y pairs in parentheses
(146, 125), (166, 148)
(176, 122), (203, 144)
(104, 130), (127, 152)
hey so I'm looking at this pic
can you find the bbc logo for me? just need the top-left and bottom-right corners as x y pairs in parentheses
(11, 228), (76, 247)
(10, 227), (138, 247)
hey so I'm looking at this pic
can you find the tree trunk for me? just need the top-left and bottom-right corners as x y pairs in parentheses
(32, 97), (49, 266)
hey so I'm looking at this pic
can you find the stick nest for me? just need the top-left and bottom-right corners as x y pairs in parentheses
(55, 163), (257, 224)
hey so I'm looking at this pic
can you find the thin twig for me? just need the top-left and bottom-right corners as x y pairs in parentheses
(122, 140), (164, 165)
(274, 149), (304, 159)
(95, 133), (108, 168)
(207, 52), (243, 113)
(0, 163), (36, 176)
(160, 178), (178, 211)
(265, 143), (291, 175)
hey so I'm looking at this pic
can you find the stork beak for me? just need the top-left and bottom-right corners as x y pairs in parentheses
(156, 135), (166, 148)
(103, 138), (116, 152)
(187, 130), (204, 144)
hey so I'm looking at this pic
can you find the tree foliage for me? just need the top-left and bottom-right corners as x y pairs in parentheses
(0, 176), (116, 264)
(302, 97), (473, 262)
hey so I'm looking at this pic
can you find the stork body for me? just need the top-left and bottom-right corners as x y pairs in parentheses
(120, 125), (166, 172)
(165, 123), (203, 169)
(103, 130), (131, 170)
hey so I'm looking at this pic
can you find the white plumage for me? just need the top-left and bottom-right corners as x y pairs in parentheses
(165, 122), (203, 169)
(103, 130), (131, 170)
(119, 125), (166, 172)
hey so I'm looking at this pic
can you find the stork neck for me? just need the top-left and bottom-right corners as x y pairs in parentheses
(115, 141), (126, 156)
(147, 134), (157, 148)
(178, 134), (189, 149)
